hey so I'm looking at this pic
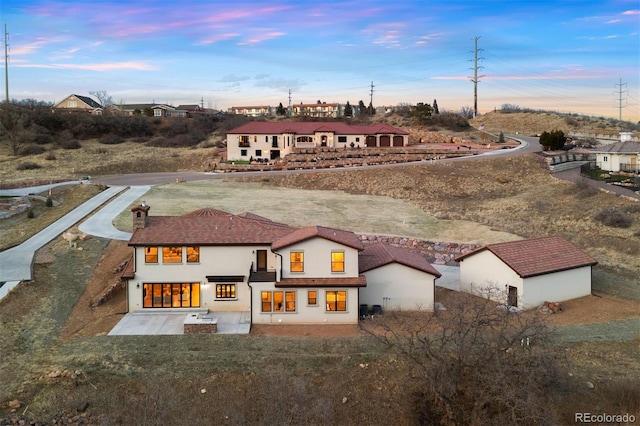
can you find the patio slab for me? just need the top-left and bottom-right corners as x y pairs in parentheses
(108, 310), (251, 336)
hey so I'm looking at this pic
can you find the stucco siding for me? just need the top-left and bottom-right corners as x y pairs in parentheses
(250, 282), (359, 324)
(278, 238), (360, 278)
(459, 250), (524, 305)
(523, 266), (592, 308)
(361, 263), (435, 311)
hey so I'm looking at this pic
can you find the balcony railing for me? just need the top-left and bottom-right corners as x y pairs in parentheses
(238, 141), (250, 147)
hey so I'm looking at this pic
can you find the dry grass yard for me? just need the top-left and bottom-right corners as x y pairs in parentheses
(1, 111), (639, 424)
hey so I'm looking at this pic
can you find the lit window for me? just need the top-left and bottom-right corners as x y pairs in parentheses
(326, 291), (347, 311)
(142, 283), (200, 308)
(308, 290), (317, 305)
(216, 284), (236, 299)
(331, 251), (345, 272)
(261, 291), (272, 312)
(162, 246), (182, 263)
(145, 247), (158, 263)
(187, 247), (199, 263)
(154, 109), (162, 117)
(290, 252), (304, 272)
(261, 291), (296, 312)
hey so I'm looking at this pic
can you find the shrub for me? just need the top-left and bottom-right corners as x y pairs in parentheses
(45, 151), (57, 161)
(594, 207), (633, 228)
(100, 134), (125, 145)
(46, 197), (53, 207)
(27, 208), (35, 218)
(59, 139), (82, 149)
(19, 144), (47, 156)
(17, 161), (42, 170)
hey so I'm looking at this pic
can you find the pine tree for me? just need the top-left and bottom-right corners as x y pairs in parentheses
(344, 101), (353, 118)
(433, 99), (439, 114)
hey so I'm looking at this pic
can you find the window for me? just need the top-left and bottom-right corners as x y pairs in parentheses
(241, 149), (248, 156)
(67, 100), (77, 108)
(154, 109), (162, 117)
(162, 246), (182, 263)
(338, 136), (347, 143)
(142, 283), (200, 308)
(290, 251), (304, 272)
(308, 290), (317, 305)
(603, 156), (608, 162)
(356, 137), (360, 142)
(331, 251), (345, 272)
(186, 247), (199, 263)
(297, 136), (313, 143)
(326, 291), (347, 311)
(240, 135), (249, 143)
(145, 247), (158, 263)
(265, 136), (269, 142)
(255, 149), (262, 157)
(216, 284), (236, 299)
(261, 291), (296, 312)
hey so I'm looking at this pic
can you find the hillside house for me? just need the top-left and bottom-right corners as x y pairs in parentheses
(455, 236), (597, 309)
(226, 121), (409, 161)
(122, 204), (438, 327)
(52, 94), (102, 114)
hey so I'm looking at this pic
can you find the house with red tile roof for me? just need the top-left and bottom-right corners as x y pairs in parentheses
(123, 204), (437, 328)
(225, 121), (409, 162)
(455, 236), (598, 309)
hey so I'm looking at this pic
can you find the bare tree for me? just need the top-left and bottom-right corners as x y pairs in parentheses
(459, 106), (474, 119)
(90, 90), (114, 107)
(363, 289), (565, 425)
(0, 104), (33, 155)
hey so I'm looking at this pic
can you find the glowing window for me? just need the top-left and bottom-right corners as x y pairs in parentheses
(145, 247), (158, 263)
(186, 247), (199, 263)
(308, 290), (317, 305)
(290, 252), (304, 272)
(162, 246), (182, 263)
(326, 291), (347, 312)
(216, 284), (236, 299)
(331, 251), (345, 272)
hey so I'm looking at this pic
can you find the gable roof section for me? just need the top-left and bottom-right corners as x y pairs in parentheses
(594, 141), (640, 154)
(74, 94), (102, 109)
(358, 242), (442, 277)
(129, 211), (293, 246)
(271, 226), (364, 251)
(227, 121), (408, 136)
(455, 236), (597, 278)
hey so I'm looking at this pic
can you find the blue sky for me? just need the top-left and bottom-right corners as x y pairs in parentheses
(2, 0), (639, 121)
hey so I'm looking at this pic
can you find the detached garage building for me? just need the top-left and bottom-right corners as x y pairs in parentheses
(359, 242), (441, 311)
(455, 236), (597, 309)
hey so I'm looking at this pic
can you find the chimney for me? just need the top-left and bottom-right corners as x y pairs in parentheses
(131, 202), (151, 229)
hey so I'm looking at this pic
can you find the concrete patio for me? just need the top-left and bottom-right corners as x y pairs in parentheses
(108, 310), (251, 336)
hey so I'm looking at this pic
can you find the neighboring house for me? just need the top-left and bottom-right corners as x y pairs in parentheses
(359, 242), (441, 311)
(594, 141), (640, 173)
(455, 236), (597, 309)
(52, 94), (102, 114)
(122, 205), (437, 326)
(226, 121), (409, 161)
(229, 106), (274, 117)
(292, 103), (341, 118)
(117, 103), (205, 118)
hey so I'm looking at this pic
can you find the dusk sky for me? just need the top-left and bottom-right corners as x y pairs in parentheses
(2, 1), (639, 121)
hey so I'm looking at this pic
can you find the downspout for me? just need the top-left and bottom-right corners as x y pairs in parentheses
(247, 262), (254, 331)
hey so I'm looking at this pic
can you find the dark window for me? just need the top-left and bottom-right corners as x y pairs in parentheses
(338, 136), (347, 143)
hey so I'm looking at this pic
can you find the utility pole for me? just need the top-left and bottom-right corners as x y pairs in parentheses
(369, 81), (374, 106)
(288, 89), (292, 116)
(4, 24), (9, 104)
(200, 97), (204, 109)
(613, 78), (627, 121)
(469, 36), (484, 118)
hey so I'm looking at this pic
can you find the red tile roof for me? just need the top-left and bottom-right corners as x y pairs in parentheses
(227, 121), (409, 136)
(358, 242), (442, 277)
(129, 213), (293, 246)
(271, 226), (364, 251)
(455, 236), (597, 278)
(277, 275), (367, 288)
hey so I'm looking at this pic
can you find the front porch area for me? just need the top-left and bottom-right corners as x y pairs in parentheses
(108, 310), (251, 336)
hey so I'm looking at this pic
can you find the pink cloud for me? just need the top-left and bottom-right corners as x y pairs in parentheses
(238, 31), (286, 45)
(15, 61), (155, 71)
